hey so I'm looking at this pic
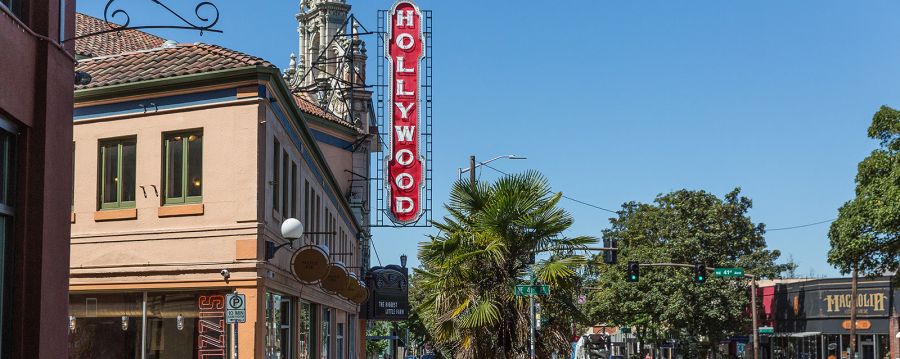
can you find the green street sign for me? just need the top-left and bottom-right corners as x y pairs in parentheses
(713, 267), (745, 277)
(758, 326), (774, 334)
(514, 285), (550, 296)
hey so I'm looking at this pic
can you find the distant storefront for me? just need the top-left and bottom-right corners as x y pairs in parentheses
(759, 277), (899, 359)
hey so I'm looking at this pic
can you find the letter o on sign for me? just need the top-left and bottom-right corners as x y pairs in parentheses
(395, 173), (414, 190)
(395, 149), (414, 166)
(396, 33), (414, 50)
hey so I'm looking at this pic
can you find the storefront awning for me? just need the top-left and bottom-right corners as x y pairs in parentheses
(770, 332), (821, 338)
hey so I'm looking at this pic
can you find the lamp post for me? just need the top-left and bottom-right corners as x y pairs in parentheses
(457, 154), (527, 189)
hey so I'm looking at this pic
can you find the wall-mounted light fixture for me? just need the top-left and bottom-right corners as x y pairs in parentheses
(121, 316), (129, 331)
(68, 315), (76, 333)
(176, 314), (185, 331)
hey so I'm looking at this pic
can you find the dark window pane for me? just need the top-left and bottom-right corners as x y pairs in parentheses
(121, 142), (136, 202)
(273, 140), (279, 212)
(282, 150), (289, 217)
(0, 131), (13, 206)
(167, 137), (183, 199)
(187, 133), (202, 197)
(102, 143), (118, 204)
(291, 163), (297, 218)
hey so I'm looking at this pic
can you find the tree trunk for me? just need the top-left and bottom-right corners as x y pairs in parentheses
(849, 264), (858, 359)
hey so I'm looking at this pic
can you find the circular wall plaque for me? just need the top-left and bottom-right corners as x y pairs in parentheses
(340, 273), (359, 298)
(291, 245), (330, 284)
(321, 262), (349, 293)
(351, 280), (369, 304)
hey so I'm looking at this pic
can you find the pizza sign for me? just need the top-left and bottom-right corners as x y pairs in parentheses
(386, 0), (425, 224)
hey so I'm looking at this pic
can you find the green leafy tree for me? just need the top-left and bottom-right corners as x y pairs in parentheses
(584, 189), (787, 358)
(366, 321), (391, 358)
(413, 170), (595, 358)
(828, 105), (900, 276)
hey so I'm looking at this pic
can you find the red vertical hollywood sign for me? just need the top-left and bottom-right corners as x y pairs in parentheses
(387, 0), (425, 224)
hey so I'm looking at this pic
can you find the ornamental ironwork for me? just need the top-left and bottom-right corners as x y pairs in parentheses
(64, 0), (222, 43)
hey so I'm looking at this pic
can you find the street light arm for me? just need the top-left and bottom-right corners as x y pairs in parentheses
(458, 155), (526, 175)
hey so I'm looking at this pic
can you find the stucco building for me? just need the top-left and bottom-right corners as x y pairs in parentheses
(0, 0), (75, 357)
(68, 2), (375, 357)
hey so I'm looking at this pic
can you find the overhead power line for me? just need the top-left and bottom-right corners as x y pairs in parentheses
(478, 163), (837, 232)
(766, 218), (835, 231)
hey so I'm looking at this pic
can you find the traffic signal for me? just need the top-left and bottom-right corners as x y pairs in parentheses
(603, 238), (617, 264)
(694, 263), (707, 283)
(626, 261), (639, 282)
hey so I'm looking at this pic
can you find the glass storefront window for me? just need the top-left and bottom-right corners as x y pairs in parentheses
(68, 292), (227, 359)
(322, 307), (331, 359)
(144, 292), (200, 359)
(298, 301), (312, 359)
(824, 334), (841, 359)
(266, 293), (292, 359)
(68, 293), (144, 358)
(876, 335), (889, 359)
(336, 322), (344, 359)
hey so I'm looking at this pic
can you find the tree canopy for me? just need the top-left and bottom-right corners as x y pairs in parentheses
(584, 188), (787, 358)
(412, 170), (595, 358)
(828, 105), (900, 276)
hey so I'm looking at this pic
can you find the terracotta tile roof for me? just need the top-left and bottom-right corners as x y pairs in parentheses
(75, 43), (274, 90)
(292, 92), (353, 126)
(75, 13), (168, 57)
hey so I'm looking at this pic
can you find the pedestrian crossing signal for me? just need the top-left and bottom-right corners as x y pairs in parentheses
(626, 261), (639, 283)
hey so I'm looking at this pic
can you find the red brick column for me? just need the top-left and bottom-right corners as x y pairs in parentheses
(890, 316), (899, 359)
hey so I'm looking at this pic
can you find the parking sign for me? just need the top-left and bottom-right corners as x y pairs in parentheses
(225, 293), (246, 324)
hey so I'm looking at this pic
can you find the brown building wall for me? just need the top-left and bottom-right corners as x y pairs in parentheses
(1, 1), (75, 358)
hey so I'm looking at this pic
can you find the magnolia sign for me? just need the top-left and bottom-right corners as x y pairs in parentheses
(386, 0), (425, 224)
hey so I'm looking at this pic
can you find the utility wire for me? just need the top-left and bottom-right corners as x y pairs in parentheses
(481, 163), (617, 214)
(766, 218), (835, 231)
(370, 237), (383, 266)
(479, 163), (838, 232)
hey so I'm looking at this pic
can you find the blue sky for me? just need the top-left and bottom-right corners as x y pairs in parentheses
(77, 1), (900, 277)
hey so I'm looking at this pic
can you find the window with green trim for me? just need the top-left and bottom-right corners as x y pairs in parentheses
(98, 138), (136, 209)
(163, 131), (202, 205)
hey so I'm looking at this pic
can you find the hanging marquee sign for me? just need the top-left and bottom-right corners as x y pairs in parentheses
(362, 265), (409, 320)
(386, 0), (426, 224)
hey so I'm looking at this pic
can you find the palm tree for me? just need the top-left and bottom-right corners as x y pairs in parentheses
(413, 170), (595, 358)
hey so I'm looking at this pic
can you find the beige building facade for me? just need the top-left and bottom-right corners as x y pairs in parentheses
(68, 12), (374, 359)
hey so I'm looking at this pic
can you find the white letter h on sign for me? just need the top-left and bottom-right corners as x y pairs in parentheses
(397, 10), (414, 27)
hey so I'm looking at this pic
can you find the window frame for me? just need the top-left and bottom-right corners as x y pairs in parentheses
(272, 139), (280, 213)
(163, 130), (203, 206)
(97, 137), (137, 210)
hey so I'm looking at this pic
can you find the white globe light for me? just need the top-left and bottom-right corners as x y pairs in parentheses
(281, 218), (304, 239)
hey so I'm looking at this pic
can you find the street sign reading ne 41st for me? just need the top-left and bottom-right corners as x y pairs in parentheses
(514, 285), (550, 296)
(714, 267), (745, 278)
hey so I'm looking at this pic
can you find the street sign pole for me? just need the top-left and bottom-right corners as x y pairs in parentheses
(530, 291), (536, 359)
(751, 276), (759, 359)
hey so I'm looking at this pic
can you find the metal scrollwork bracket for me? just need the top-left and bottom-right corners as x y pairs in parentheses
(63, 0), (223, 43)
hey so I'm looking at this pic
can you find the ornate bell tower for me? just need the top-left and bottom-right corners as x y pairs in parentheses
(283, 0), (371, 134)
(282, 0), (375, 271)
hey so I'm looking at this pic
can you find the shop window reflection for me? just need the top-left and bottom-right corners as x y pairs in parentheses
(68, 293), (143, 359)
(145, 293), (198, 359)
